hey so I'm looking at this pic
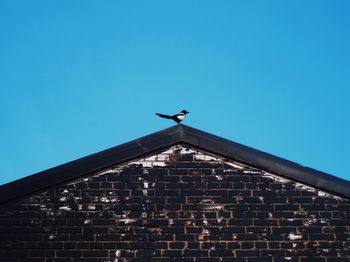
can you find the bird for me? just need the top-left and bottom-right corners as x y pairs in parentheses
(156, 110), (190, 124)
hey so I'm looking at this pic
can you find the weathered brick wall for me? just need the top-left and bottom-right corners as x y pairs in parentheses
(0, 145), (350, 262)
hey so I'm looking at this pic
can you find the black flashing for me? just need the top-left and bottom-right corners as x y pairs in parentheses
(0, 124), (349, 204)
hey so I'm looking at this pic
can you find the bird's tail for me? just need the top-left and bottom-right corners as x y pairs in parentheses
(156, 113), (173, 119)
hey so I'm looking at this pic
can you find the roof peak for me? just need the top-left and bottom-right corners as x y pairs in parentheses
(1, 124), (349, 204)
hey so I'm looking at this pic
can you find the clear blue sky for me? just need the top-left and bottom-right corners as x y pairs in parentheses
(1, 1), (350, 185)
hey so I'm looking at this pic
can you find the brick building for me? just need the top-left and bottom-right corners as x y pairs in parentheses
(0, 125), (349, 262)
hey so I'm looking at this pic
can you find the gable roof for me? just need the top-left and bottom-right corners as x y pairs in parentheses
(1, 124), (349, 204)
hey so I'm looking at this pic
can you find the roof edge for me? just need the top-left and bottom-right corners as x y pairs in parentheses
(0, 124), (349, 204)
(180, 125), (350, 199)
(0, 125), (183, 204)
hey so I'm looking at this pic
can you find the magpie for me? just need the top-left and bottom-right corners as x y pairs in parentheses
(156, 110), (190, 124)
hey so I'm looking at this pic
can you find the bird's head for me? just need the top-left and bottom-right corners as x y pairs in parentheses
(181, 110), (189, 114)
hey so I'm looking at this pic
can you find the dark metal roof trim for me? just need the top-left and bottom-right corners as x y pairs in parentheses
(0, 124), (349, 204)
(179, 125), (350, 198)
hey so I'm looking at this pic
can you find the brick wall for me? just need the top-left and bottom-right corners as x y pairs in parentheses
(0, 145), (349, 262)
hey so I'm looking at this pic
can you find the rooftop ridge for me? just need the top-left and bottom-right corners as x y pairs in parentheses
(0, 124), (349, 204)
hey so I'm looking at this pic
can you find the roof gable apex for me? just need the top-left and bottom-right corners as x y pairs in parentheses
(0, 124), (349, 204)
